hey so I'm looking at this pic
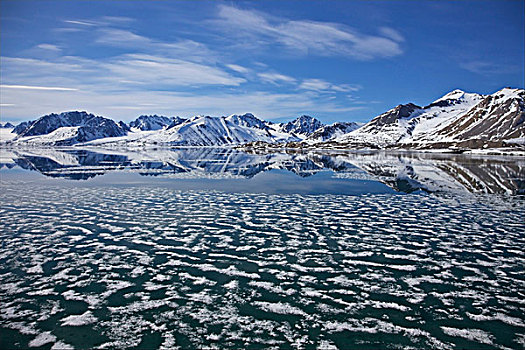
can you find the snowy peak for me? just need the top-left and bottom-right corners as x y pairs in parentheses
(306, 122), (362, 142)
(281, 115), (324, 136)
(129, 115), (181, 131)
(143, 114), (277, 146)
(225, 113), (268, 130)
(367, 103), (421, 127)
(434, 87), (525, 144)
(0, 122), (14, 128)
(168, 117), (187, 128)
(17, 111), (123, 137)
(427, 89), (483, 108)
(12, 111), (126, 145)
(330, 87), (524, 149)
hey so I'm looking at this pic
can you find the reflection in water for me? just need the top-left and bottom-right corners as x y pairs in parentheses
(1, 147), (523, 194)
(1, 147), (524, 349)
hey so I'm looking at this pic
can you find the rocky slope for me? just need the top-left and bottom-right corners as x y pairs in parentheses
(11, 111), (126, 146)
(329, 88), (524, 149)
(2, 87), (523, 149)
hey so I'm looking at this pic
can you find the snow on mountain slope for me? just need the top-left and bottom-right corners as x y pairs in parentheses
(13, 127), (81, 145)
(305, 122), (362, 143)
(140, 115), (283, 146)
(9, 111), (127, 146)
(225, 113), (268, 129)
(333, 90), (485, 148)
(431, 88), (525, 145)
(279, 115), (324, 138)
(129, 115), (184, 131)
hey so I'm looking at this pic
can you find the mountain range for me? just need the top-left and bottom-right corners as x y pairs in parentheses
(1, 87), (523, 150)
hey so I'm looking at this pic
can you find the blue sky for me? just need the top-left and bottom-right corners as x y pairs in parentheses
(1, 0), (523, 123)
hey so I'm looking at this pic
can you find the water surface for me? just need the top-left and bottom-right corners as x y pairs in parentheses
(1, 148), (524, 349)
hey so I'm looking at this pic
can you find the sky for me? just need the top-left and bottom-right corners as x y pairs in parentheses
(0, 0), (523, 124)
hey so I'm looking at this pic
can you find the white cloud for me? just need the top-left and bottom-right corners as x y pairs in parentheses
(102, 54), (246, 87)
(36, 44), (62, 52)
(299, 79), (361, 93)
(0, 84), (78, 91)
(459, 60), (520, 75)
(64, 20), (96, 26)
(0, 85), (365, 121)
(226, 64), (250, 73)
(1, 54), (245, 90)
(215, 5), (403, 60)
(378, 27), (405, 42)
(257, 72), (296, 85)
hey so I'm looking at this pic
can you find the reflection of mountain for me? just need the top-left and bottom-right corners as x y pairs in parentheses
(2, 148), (523, 195)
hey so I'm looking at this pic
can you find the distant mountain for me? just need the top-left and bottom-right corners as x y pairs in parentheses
(13, 121), (31, 134)
(2, 87), (523, 150)
(11, 111), (126, 145)
(0, 122), (14, 128)
(129, 115), (184, 131)
(137, 114), (293, 146)
(306, 122), (362, 142)
(225, 113), (269, 130)
(279, 115), (324, 136)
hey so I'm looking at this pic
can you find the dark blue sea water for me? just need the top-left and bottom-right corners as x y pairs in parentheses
(1, 148), (524, 349)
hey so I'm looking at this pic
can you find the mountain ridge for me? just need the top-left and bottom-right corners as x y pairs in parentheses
(2, 87), (523, 150)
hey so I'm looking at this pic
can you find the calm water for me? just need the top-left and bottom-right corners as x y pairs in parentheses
(1, 148), (524, 349)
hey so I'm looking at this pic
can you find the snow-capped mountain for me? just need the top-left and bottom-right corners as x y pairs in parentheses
(305, 122), (362, 143)
(225, 113), (269, 130)
(279, 115), (324, 137)
(129, 115), (185, 131)
(0, 122), (15, 128)
(13, 121), (31, 134)
(10, 111), (127, 146)
(329, 88), (524, 149)
(137, 114), (297, 146)
(430, 88), (525, 147)
(334, 90), (484, 148)
(2, 87), (523, 149)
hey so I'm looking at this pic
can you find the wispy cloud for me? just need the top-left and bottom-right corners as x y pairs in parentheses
(102, 54), (246, 87)
(0, 84), (78, 91)
(36, 44), (62, 52)
(1, 9), (369, 121)
(299, 79), (361, 93)
(0, 85), (365, 121)
(64, 16), (134, 27)
(214, 5), (404, 60)
(258, 72), (296, 85)
(459, 60), (521, 75)
(226, 64), (250, 74)
(64, 20), (96, 26)
(1, 53), (246, 90)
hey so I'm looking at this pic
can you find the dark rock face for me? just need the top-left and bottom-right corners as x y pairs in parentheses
(0, 122), (15, 128)
(282, 115), (324, 135)
(13, 121), (32, 134)
(118, 121), (131, 132)
(227, 113), (268, 130)
(15, 111), (127, 145)
(168, 117), (187, 129)
(129, 115), (179, 131)
(367, 103), (421, 127)
(308, 122), (362, 141)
